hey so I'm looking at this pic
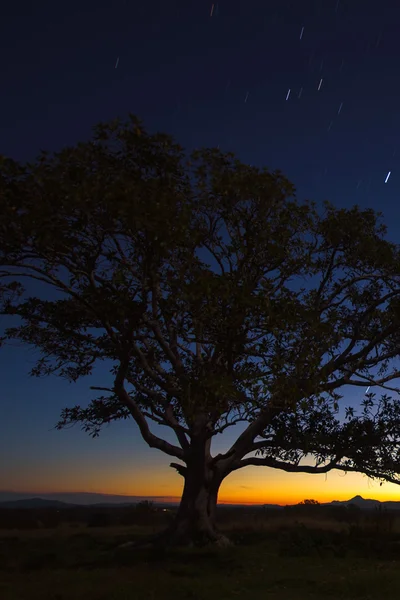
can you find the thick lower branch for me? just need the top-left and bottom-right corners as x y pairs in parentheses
(231, 456), (400, 485)
(231, 456), (339, 474)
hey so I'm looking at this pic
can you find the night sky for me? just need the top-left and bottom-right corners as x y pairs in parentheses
(1, 0), (400, 505)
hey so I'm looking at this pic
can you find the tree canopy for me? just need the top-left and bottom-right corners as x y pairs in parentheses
(1, 114), (400, 546)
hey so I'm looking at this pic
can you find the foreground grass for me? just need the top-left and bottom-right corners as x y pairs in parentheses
(1, 518), (400, 600)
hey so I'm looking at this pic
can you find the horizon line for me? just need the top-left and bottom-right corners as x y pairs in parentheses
(1, 491), (397, 506)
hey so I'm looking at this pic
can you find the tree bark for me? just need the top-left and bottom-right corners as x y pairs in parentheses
(122, 422), (234, 551)
(155, 467), (231, 548)
(117, 472), (231, 553)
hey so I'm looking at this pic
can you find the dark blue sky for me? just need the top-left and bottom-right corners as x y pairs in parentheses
(1, 0), (400, 504)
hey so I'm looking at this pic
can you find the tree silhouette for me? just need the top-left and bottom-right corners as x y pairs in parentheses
(1, 114), (400, 548)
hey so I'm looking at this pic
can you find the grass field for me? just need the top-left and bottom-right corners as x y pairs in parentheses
(1, 510), (400, 600)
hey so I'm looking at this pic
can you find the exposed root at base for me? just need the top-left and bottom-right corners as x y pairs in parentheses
(116, 526), (233, 552)
(116, 528), (170, 551)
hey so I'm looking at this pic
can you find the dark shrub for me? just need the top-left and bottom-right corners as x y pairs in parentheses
(87, 512), (112, 528)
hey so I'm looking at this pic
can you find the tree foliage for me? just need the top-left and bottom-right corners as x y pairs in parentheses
(1, 113), (400, 495)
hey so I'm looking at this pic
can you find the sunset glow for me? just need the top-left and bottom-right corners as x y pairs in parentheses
(5, 465), (400, 506)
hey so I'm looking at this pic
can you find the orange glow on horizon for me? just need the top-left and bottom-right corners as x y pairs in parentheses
(8, 481), (400, 507)
(4, 462), (400, 506)
(5, 489), (400, 506)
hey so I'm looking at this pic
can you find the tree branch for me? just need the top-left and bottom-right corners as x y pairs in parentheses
(315, 248), (339, 302)
(323, 371), (400, 394)
(214, 403), (284, 470)
(170, 462), (187, 477)
(209, 415), (250, 437)
(129, 339), (180, 396)
(230, 455), (400, 485)
(231, 455), (340, 474)
(142, 311), (185, 377)
(125, 375), (190, 450)
(114, 359), (185, 460)
(202, 241), (226, 276)
(2, 262), (121, 347)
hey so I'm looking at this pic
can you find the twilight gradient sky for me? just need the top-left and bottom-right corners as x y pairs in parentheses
(1, 0), (400, 505)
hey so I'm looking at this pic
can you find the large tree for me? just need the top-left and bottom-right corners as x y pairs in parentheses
(1, 114), (400, 548)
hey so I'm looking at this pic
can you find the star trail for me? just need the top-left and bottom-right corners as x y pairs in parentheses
(3, 0), (399, 197)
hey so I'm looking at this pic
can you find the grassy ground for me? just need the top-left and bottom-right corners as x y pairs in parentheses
(1, 514), (400, 600)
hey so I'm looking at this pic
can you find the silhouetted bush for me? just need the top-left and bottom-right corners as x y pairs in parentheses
(135, 500), (155, 513)
(364, 505), (396, 534)
(87, 512), (112, 528)
(346, 503), (361, 524)
(278, 524), (347, 558)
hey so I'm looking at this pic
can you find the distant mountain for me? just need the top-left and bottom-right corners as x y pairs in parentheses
(0, 491), (181, 506)
(1, 492), (399, 511)
(90, 501), (179, 508)
(0, 499), (259, 510)
(0, 498), (177, 509)
(0, 498), (78, 509)
(261, 496), (400, 511)
(328, 495), (380, 509)
(323, 496), (400, 510)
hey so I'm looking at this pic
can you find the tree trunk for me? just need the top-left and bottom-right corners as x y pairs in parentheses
(121, 428), (234, 551)
(158, 471), (231, 548)
(143, 446), (232, 550)
(116, 469), (231, 554)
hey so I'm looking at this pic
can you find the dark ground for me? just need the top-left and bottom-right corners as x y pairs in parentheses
(1, 502), (400, 599)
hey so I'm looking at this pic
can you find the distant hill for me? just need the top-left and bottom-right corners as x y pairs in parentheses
(321, 496), (400, 511)
(0, 491), (181, 507)
(0, 497), (261, 510)
(0, 491), (289, 509)
(266, 496), (400, 511)
(0, 492), (399, 511)
(0, 498), (78, 509)
(327, 495), (380, 509)
(0, 497), (176, 509)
